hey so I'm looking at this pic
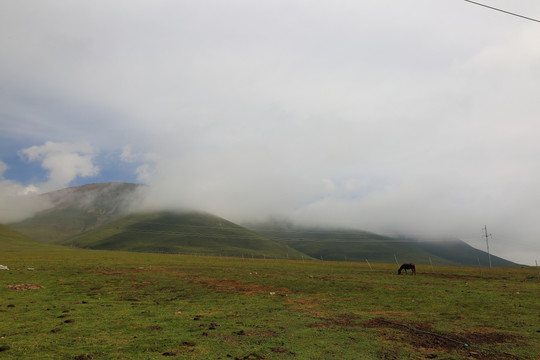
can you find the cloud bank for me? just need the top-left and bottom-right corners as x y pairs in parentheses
(0, 141), (100, 222)
(1, 1), (540, 264)
(0, 160), (49, 223)
(19, 141), (99, 192)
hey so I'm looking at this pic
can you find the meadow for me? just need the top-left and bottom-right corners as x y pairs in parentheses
(1, 247), (538, 359)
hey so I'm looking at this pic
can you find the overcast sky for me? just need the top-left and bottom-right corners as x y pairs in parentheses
(1, 1), (539, 265)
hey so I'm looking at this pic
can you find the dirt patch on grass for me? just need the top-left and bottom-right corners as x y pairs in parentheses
(132, 281), (154, 289)
(192, 278), (287, 296)
(74, 354), (98, 360)
(246, 330), (277, 337)
(98, 267), (192, 276)
(364, 310), (414, 317)
(461, 329), (517, 345)
(309, 313), (363, 328)
(363, 317), (521, 360)
(422, 272), (483, 281)
(6, 284), (43, 291)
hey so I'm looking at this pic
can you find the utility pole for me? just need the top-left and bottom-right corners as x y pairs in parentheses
(483, 225), (492, 269)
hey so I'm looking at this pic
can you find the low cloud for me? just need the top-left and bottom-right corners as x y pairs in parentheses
(19, 141), (99, 192)
(0, 141), (100, 223)
(0, 160), (51, 223)
(120, 144), (137, 163)
(1, 1), (539, 264)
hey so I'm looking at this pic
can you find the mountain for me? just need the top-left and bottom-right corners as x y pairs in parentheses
(8, 182), (307, 259)
(9, 182), (144, 243)
(414, 238), (517, 267)
(8, 182), (520, 266)
(247, 223), (520, 267)
(0, 224), (62, 252)
(248, 226), (445, 264)
(60, 211), (307, 259)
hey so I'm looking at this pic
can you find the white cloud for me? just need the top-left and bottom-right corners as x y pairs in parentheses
(1, 141), (99, 223)
(135, 163), (153, 183)
(1, 1), (540, 263)
(19, 141), (99, 192)
(120, 144), (137, 163)
(0, 160), (51, 223)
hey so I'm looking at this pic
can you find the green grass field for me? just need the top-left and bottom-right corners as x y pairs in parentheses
(1, 246), (538, 359)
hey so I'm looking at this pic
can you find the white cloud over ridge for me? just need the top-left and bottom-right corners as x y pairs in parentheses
(0, 160), (50, 223)
(1, 1), (540, 264)
(0, 141), (100, 222)
(19, 141), (99, 192)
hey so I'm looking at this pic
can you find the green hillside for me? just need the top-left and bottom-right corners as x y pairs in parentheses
(7, 182), (520, 267)
(0, 224), (64, 252)
(9, 182), (142, 243)
(248, 225), (519, 267)
(415, 239), (518, 267)
(61, 211), (308, 259)
(252, 227), (452, 265)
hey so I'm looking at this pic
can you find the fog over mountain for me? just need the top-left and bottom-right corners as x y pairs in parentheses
(1, 1), (540, 265)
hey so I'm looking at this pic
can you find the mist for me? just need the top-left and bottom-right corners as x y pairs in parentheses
(0, 160), (52, 222)
(1, 1), (540, 264)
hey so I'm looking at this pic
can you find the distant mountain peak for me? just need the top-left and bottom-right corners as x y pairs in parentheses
(42, 182), (145, 212)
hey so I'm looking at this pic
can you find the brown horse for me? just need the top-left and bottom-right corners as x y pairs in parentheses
(398, 263), (416, 275)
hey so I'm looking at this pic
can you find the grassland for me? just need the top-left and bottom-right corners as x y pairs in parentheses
(1, 246), (538, 359)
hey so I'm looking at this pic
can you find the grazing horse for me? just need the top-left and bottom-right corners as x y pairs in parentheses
(398, 263), (416, 275)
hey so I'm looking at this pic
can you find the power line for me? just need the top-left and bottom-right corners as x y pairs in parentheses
(465, 0), (540, 23)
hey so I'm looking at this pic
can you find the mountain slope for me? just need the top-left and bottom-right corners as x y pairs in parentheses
(249, 224), (520, 267)
(0, 224), (63, 252)
(9, 182), (144, 243)
(9, 182), (309, 259)
(61, 211), (307, 259)
(415, 239), (517, 267)
(8, 182), (520, 266)
(251, 226), (450, 265)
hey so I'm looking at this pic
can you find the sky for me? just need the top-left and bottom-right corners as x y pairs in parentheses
(1, 1), (539, 265)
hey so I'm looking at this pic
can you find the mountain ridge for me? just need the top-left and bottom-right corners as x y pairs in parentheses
(6, 182), (521, 266)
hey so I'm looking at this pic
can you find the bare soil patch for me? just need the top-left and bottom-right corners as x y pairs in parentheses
(309, 313), (363, 328)
(191, 277), (286, 296)
(363, 317), (522, 360)
(421, 272), (483, 281)
(6, 284), (43, 291)
(246, 330), (277, 337)
(74, 355), (97, 360)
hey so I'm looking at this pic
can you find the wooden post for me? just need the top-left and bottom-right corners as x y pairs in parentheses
(477, 257), (483, 277)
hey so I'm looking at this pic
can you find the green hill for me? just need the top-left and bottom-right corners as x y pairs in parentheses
(9, 182), (144, 243)
(0, 224), (63, 252)
(250, 226), (450, 265)
(248, 224), (519, 267)
(8, 182), (520, 266)
(414, 238), (517, 267)
(60, 211), (308, 259)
